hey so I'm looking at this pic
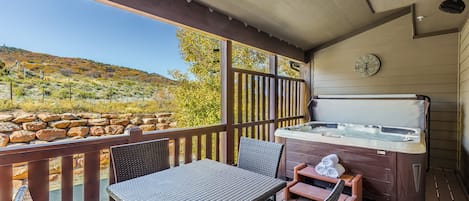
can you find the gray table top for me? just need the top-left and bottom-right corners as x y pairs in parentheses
(107, 159), (286, 201)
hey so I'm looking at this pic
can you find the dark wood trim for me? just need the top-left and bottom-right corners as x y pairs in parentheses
(413, 28), (459, 39)
(411, 4), (417, 36)
(102, 0), (304, 62)
(306, 6), (411, 57)
(221, 40), (235, 164)
(62, 156), (74, 201)
(0, 165), (12, 201)
(28, 159), (49, 201)
(366, 0), (376, 14)
(84, 151), (100, 201)
(232, 68), (275, 78)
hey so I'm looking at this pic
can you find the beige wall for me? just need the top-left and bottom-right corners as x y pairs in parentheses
(459, 16), (469, 190)
(311, 14), (458, 169)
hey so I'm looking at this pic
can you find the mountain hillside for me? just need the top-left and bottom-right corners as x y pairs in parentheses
(0, 46), (175, 84)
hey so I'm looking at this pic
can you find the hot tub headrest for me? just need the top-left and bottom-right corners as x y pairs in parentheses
(311, 99), (426, 129)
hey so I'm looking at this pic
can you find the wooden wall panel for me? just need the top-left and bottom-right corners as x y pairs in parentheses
(311, 14), (458, 169)
(459, 16), (469, 192)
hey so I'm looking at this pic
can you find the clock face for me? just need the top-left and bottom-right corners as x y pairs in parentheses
(354, 54), (381, 77)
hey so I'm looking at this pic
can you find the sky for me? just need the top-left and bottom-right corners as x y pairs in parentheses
(0, 0), (188, 78)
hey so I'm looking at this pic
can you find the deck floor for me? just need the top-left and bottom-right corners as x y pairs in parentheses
(277, 168), (468, 201)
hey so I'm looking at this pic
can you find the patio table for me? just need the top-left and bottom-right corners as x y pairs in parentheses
(107, 159), (286, 201)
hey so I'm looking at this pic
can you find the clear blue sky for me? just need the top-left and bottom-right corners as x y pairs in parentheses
(0, 0), (188, 78)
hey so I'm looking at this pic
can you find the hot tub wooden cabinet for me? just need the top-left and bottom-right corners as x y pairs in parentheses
(281, 138), (425, 201)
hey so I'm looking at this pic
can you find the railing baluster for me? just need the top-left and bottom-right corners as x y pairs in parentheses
(197, 135), (202, 160)
(206, 133), (212, 160)
(185, 136), (192, 163)
(216, 132), (220, 162)
(84, 151), (100, 201)
(174, 138), (180, 167)
(28, 159), (49, 201)
(0, 164), (12, 201)
(62, 156), (74, 201)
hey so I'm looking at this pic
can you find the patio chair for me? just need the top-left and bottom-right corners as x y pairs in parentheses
(110, 138), (170, 183)
(325, 179), (346, 201)
(13, 185), (33, 201)
(237, 137), (284, 178)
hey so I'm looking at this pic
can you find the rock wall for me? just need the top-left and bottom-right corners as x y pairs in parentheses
(0, 112), (176, 148)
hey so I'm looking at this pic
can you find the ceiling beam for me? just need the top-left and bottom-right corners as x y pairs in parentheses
(99, 0), (305, 62)
(305, 6), (411, 61)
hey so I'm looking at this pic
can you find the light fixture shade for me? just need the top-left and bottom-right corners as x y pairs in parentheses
(439, 0), (466, 14)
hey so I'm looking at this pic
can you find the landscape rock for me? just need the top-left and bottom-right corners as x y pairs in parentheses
(0, 114), (14, 122)
(139, 114), (155, 118)
(157, 117), (169, 123)
(105, 125), (125, 135)
(37, 113), (61, 122)
(69, 119), (88, 127)
(130, 117), (143, 125)
(0, 122), (21, 132)
(169, 122), (177, 128)
(90, 126), (105, 136)
(139, 124), (156, 131)
(23, 122), (47, 131)
(61, 113), (79, 120)
(67, 127), (89, 137)
(142, 118), (158, 124)
(126, 124), (138, 129)
(0, 133), (9, 147)
(10, 130), (36, 143)
(12, 114), (36, 124)
(156, 123), (170, 130)
(118, 113), (133, 119)
(36, 129), (66, 141)
(78, 113), (101, 119)
(88, 118), (109, 126)
(49, 120), (71, 129)
(155, 113), (172, 118)
(13, 165), (27, 180)
(102, 114), (118, 119)
(110, 119), (129, 126)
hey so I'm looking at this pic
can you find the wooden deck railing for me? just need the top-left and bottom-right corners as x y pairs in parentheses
(0, 124), (226, 201)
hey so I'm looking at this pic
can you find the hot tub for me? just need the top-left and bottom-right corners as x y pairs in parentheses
(275, 121), (426, 154)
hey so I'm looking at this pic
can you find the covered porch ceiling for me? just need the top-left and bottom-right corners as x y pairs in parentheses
(101, 0), (468, 62)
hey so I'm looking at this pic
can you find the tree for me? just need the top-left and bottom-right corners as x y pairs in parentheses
(171, 28), (270, 127)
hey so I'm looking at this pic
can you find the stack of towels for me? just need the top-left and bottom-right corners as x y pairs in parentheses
(314, 154), (346, 178)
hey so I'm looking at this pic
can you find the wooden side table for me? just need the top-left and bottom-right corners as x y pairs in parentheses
(284, 163), (363, 201)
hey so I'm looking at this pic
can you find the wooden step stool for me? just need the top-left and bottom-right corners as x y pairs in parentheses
(284, 163), (363, 201)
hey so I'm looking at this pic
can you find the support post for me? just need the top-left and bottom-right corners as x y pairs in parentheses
(221, 40), (234, 164)
(269, 55), (278, 142)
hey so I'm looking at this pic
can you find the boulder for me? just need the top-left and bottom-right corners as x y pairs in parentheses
(102, 114), (118, 119)
(139, 124), (156, 131)
(139, 114), (155, 118)
(156, 123), (170, 130)
(49, 120), (71, 129)
(142, 118), (158, 124)
(155, 113), (172, 118)
(69, 119), (88, 127)
(157, 117), (170, 123)
(36, 129), (66, 141)
(105, 125), (125, 135)
(61, 113), (79, 120)
(130, 117), (143, 125)
(118, 113), (133, 119)
(67, 127), (89, 137)
(169, 122), (177, 128)
(13, 165), (27, 180)
(0, 122), (21, 132)
(0, 114), (14, 122)
(90, 126), (105, 136)
(0, 133), (9, 147)
(110, 119), (129, 126)
(126, 124), (138, 129)
(23, 122), (47, 131)
(87, 118), (109, 126)
(10, 130), (36, 143)
(12, 114), (36, 124)
(37, 113), (61, 122)
(77, 113), (101, 119)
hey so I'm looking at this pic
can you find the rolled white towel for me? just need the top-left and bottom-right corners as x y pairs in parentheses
(326, 164), (346, 178)
(321, 154), (339, 167)
(315, 162), (328, 176)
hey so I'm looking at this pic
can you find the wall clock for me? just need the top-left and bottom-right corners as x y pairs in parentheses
(354, 54), (381, 77)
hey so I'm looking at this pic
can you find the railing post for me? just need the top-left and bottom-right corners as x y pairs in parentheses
(300, 62), (312, 121)
(269, 55), (278, 142)
(221, 40), (234, 164)
(128, 127), (143, 143)
(0, 164), (12, 201)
